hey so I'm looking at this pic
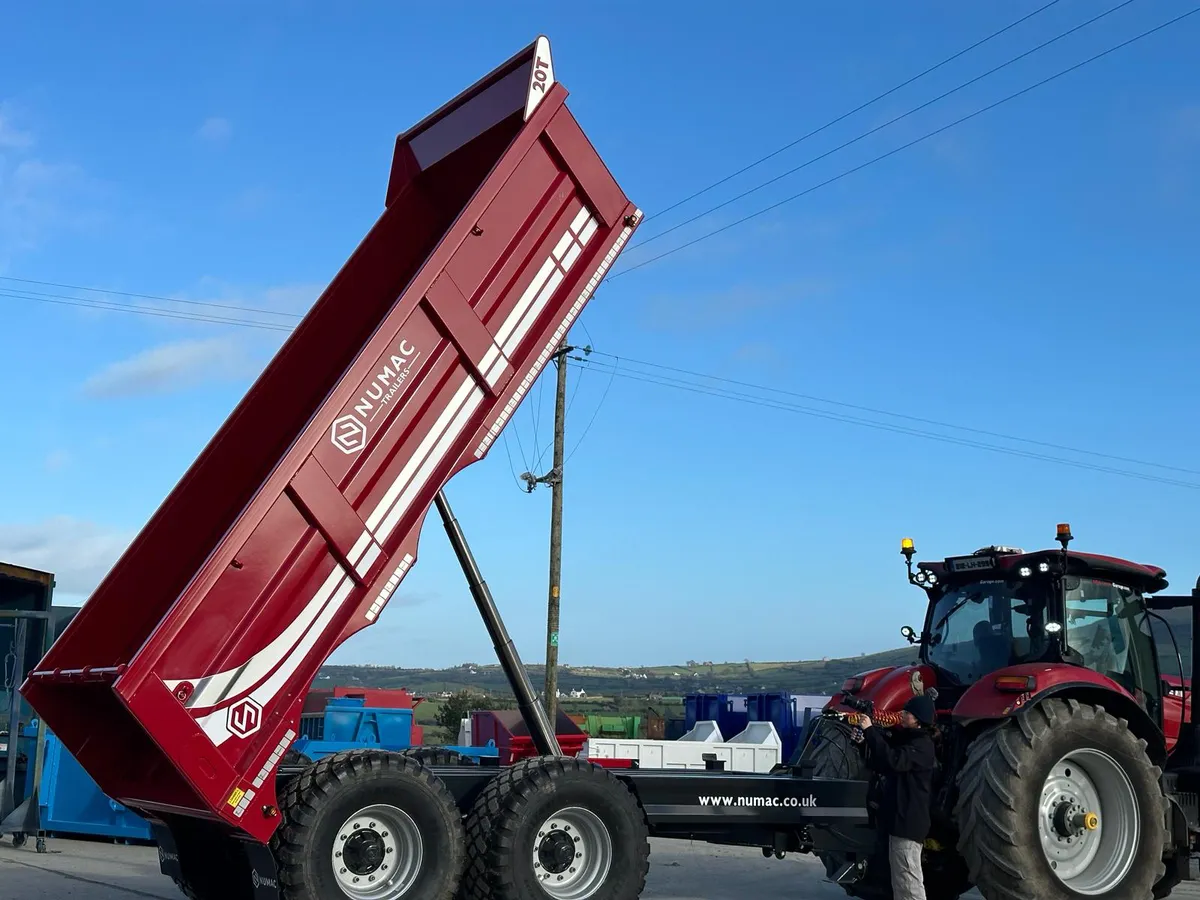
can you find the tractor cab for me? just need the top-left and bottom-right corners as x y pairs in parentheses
(900, 526), (1175, 726)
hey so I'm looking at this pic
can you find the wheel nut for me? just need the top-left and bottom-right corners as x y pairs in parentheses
(387, 848), (394, 854)
(340, 868), (347, 874)
(336, 851), (342, 858)
(576, 853), (582, 859)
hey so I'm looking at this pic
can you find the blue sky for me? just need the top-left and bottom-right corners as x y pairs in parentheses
(1, 1), (1197, 670)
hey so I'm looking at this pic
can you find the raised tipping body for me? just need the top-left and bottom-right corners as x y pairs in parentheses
(21, 37), (872, 900)
(24, 36), (639, 842)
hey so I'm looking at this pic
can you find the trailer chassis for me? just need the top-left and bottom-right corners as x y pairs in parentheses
(147, 490), (869, 899)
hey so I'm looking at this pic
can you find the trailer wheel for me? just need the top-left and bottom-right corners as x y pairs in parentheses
(458, 756), (649, 900)
(954, 698), (1167, 900)
(282, 748), (312, 767)
(271, 749), (465, 900)
(400, 747), (476, 766)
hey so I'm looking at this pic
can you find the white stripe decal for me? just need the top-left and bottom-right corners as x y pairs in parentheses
(356, 542), (382, 577)
(475, 210), (639, 459)
(348, 531), (373, 566)
(179, 204), (608, 743)
(167, 563), (348, 709)
(365, 374), (478, 532)
(375, 383), (485, 542)
(253, 729), (297, 788)
(366, 554), (415, 621)
(197, 575), (356, 745)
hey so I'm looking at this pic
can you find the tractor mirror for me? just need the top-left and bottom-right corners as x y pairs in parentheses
(901, 625), (918, 644)
(1063, 575), (1081, 591)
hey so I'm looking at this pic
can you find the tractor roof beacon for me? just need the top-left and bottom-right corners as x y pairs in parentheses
(18, 37), (873, 900)
(797, 524), (1200, 900)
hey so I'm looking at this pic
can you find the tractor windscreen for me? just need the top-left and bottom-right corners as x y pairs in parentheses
(925, 577), (1050, 684)
(1063, 577), (1161, 699)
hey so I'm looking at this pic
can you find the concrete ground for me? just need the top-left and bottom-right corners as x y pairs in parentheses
(1, 834), (1197, 899)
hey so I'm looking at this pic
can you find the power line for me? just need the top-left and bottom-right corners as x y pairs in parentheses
(645, 0), (1067, 223)
(608, 4), (1200, 279)
(628, 0), (1138, 251)
(0, 274), (303, 319)
(0, 288), (294, 332)
(569, 358), (1200, 491)
(583, 350), (1200, 477)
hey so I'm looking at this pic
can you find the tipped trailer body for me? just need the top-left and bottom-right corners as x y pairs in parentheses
(21, 37), (868, 900)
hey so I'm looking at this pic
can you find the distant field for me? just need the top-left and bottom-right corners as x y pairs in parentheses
(317, 646), (919, 700)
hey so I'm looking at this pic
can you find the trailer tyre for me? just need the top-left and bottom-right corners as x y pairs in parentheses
(271, 749), (465, 900)
(458, 756), (649, 900)
(400, 747), (476, 766)
(954, 698), (1167, 900)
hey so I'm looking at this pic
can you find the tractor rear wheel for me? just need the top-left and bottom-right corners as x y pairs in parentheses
(954, 698), (1167, 900)
(804, 719), (966, 900)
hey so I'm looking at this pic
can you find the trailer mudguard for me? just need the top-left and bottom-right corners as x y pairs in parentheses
(23, 36), (640, 842)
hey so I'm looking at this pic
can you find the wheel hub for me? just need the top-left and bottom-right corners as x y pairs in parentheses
(1037, 749), (1138, 895)
(331, 804), (423, 899)
(344, 829), (387, 875)
(530, 807), (613, 900)
(538, 830), (577, 874)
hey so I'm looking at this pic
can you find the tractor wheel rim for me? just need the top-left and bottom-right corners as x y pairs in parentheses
(1037, 747), (1139, 895)
(531, 806), (613, 900)
(331, 804), (423, 899)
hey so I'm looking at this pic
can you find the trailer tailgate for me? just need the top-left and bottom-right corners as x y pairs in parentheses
(23, 36), (640, 841)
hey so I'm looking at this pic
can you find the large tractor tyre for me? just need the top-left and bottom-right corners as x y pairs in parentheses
(954, 698), (1167, 900)
(806, 719), (967, 900)
(282, 748), (312, 767)
(400, 747), (477, 767)
(270, 749), (466, 900)
(458, 756), (650, 900)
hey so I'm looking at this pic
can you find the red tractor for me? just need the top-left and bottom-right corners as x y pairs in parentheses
(798, 524), (1200, 900)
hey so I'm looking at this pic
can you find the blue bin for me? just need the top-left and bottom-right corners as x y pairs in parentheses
(684, 693), (749, 739)
(23, 727), (152, 842)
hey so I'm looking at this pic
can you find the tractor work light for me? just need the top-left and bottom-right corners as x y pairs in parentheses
(1039, 562), (1050, 573)
(1019, 566), (1032, 578)
(995, 675), (1037, 693)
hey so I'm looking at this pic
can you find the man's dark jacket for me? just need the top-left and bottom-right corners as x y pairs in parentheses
(862, 725), (936, 842)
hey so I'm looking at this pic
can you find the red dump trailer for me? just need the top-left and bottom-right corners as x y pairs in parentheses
(22, 37), (867, 900)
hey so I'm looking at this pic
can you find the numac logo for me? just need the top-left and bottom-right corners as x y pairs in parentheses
(330, 338), (421, 455)
(227, 698), (263, 739)
(251, 870), (279, 890)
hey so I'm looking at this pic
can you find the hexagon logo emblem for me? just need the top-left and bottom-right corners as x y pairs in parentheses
(227, 698), (263, 739)
(331, 415), (367, 455)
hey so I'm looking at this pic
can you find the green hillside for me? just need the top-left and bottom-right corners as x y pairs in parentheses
(317, 645), (919, 700)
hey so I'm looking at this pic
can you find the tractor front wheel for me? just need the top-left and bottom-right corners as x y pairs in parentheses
(955, 698), (1167, 900)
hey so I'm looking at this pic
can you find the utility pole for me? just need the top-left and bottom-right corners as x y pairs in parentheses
(521, 342), (575, 725)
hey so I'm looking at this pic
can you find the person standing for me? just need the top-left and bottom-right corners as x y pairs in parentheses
(857, 693), (938, 900)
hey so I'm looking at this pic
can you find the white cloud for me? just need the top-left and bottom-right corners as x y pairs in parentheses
(640, 279), (835, 333)
(197, 117), (232, 143)
(82, 335), (262, 398)
(44, 449), (71, 472)
(0, 516), (134, 598)
(0, 103), (33, 150)
(0, 101), (105, 264)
